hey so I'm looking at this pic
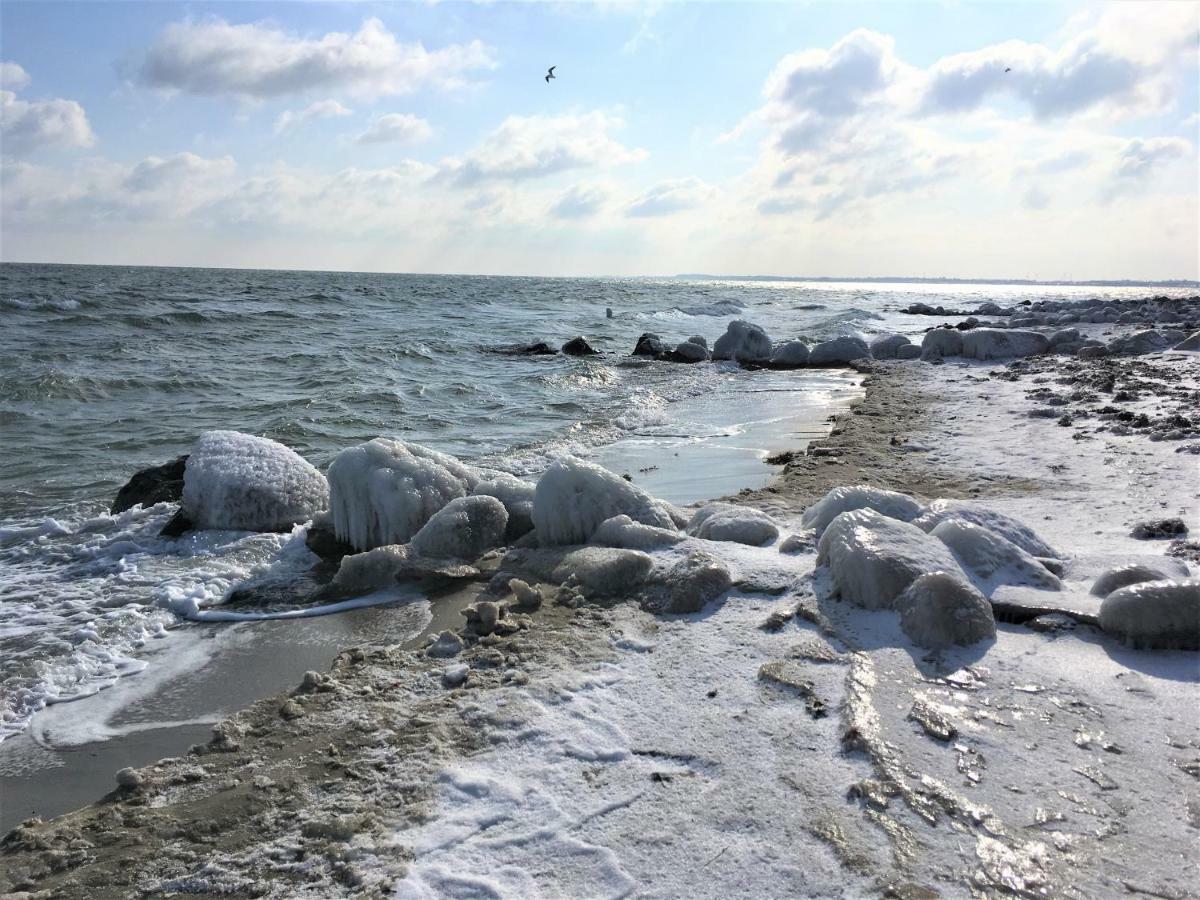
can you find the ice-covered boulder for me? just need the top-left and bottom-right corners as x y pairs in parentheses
(327, 438), (480, 551)
(329, 544), (478, 595)
(869, 334), (912, 359)
(1173, 331), (1200, 351)
(181, 431), (328, 533)
(817, 509), (967, 610)
(672, 340), (710, 363)
(505, 546), (653, 597)
(920, 329), (963, 360)
(1049, 328), (1081, 348)
(896, 572), (996, 650)
(808, 336), (870, 366)
(712, 320), (773, 363)
(960, 329), (1049, 360)
(912, 500), (1058, 558)
(532, 457), (674, 545)
(657, 550), (732, 614)
(591, 514), (683, 550)
(410, 495), (508, 560)
(896, 344), (923, 360)
(1090, 563), (1172, 598)
(1108, 330), (1168, 356)
(471, 473), (536, 540)
(770, 341), (810, 368)
(930, 519), (1061, 592)
(1099, 578), (1200, 649)
(800, 485), (923, 536)
(686, 503), (780, 546)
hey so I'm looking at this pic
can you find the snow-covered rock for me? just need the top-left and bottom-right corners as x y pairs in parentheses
(912, 500), (1058, 558)
(686, 503), (780, 546)
(1108, 330), (1169, 355)
(896, 344), (922, 360)
(808, 336), (870, 366)
(507, 546), (654, 597)
(817, 509), (967, 610)
(329, 544), (477, 594)
(770, 341), (810, 368)
(471, 473), (536, 540)
(1049, 328), (1081, 347)
(531, 457), (675, 545)
(410, 495), (508, 560)
(328, 438), (479, 551)
(895, 572), (996, 650)
(869, 334), (912, 359)
(920, 329), (963, 360)
(800, 485), (923, 536)
(960, 329), (1049, 360)
(930, 519), (1061, 592)
(657, 550), (732, 614)
(591, 514), (683, 550)
(1099, 578), (1200, 649)
(181, 431), (328, 533)
(1173, 331), (1200, 351)
(712, 320), (773, 363)
(1090, 563), (1173, 598)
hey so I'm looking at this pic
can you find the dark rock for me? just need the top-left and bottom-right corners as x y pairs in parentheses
(306, 519), (355, 569)
(561, 336), (598, 356)
(159, 510), (193, 538)
(1131, 518), (1188, 540)
(632, 332), (668, 358)
(493, 342), (558, 356)
(112, 455), (188, 514)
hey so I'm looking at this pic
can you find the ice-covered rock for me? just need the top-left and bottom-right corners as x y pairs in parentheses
(410, 495), (508, 560)
(471, 473), (536, 540)
(1049, 328), (1081, 347)
(869, 334), (912, 359)
(506, 546), (653, 597)
(1174, 331), (1200, 351)
(896, 344), (923, 360)
(960, 329), (1049, 360)
(1090, 564), (1172, 598)
(657, 550), (732, 613)
(808, 336), (870, 366)
(632, 332), (668, 358)
(912, 500), (1058, 558)
(426, 630), (465, 658)
(1077, 345), (1108, 359)
(930, 519), (1061, 592)
(591, 514), (683, 550)
(181, 431), (328, 533)
(329, 544), (477, 594)
(800, 485), (923, 536)
(1099, 578), (1200, 649)
(672, 340), (710, 363)
(712, 320), (773, 363)
(920, 329), (963, 360)
(1109, 330), (1168, 355)
(328, 438), (480, 551)
(895, 572), (996, 650)
(770, 341), (810, 368)
(686, 335), (708, 348)
(531, 457), (675, 545)
(817, 509), (967, 610)
(686, 503), (780, 546)
(508, 578), (543, 611)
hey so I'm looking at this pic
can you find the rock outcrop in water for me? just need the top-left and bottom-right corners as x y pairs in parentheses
(112, 456), (189, 514)
(561, 337), (598, 356)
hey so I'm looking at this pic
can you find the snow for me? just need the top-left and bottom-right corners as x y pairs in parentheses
(895, 571), (996, 649)
(929, 518), (1062, 593)
(1099, 578), (1200, 649)
(531, 457), (675, 546)
(959, 329), (1050, 360)
(470, 474), (536, 541)
(327, 438), (480, 551)
(800, 484), (924, 536)
(181, 430), (328, 532)
(410, 495), (508, 560)
(590, 514), (683, 550)
(807, 335), (869, 365)
(912, 500), (1058, 559)
(685, 503), (780, 545)
(711, 319), (772, 362)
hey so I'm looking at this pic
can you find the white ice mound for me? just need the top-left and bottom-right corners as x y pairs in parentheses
(1090, 563), (1174, 598)
(896, 572), (996, 650)
(471, 473), (535, 539)
(181, 430), (328, 532)
(410, 495), (508, 560)
(920, 329), (962, 360)
(817, 509), (966, 610)
(930, 519), (1060, 592)
(869, 334), (912, 359)
(960, 329), (1049, 360)
(1099, 578), (1200, 649)
(686, 503), (780, 546)
(800, 485), (923, 536)
(712, 320), (773, 362)
(328, 438), (480, 551)
(591, 514), (683, 550)
(808, 336), (870, 366)
(531, 457), (674, 545)
(912, 500), (1058, 559)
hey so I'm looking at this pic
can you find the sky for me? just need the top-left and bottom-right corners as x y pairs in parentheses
(0, 1), (1197, 279)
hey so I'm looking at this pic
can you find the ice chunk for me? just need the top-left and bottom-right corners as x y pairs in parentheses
(912, 500), (1058, 559)
(410, 496), (508, 560)
(800, 485), (923, 536)
(712, 320), (772, 362)
(531, 457), (674, 545)
(181, 431), (328, 532)
(686, 503), (780, 546)
(1099, 578), (1200, 649)
(1090, 564), (1173, 598)
(657, 550), (732, 613)
(896, 572), (996, 650)
(808, 336), (869, 365)
(328, 438), (479, 551)
(470, 473), (535, 540)
(591, 514), (683, 550)
(930, 519), (1061, 592)
(817, 509), (967, 610)
(960, 329), (1049, 360)
(869, 334), (912, 359)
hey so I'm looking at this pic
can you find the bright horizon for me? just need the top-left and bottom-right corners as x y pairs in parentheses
(2, 1), (1198, 281)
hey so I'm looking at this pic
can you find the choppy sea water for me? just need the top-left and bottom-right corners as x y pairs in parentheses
(1, 263), (1192, 745)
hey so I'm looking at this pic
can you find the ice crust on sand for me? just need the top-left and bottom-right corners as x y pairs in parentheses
(410, 495), (508, 560)
(686, 503), (780, 546)
(712, 320), (772, 362)
(896, 572), (996, 650)
(470, 474), (535, 540)
(1099, 578), (1200, 649)
(912, 500), (1058, 559)
(328, 438), (481, 551)
(590, 514), (683, 550)
(930, 519), (1061, 592)
(800, 485), (923, 536)
(1090, 563), (1173, 598)
(532, 457), (674, 545)
(817, 509), (967, 610)
(960, 329), (1049, 360)
(181, 431), (328, 533)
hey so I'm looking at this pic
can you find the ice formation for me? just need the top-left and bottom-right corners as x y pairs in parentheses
(800, 485), (923, 536)
(930, 519), (1061, 592)
(869, 334), (912, 359)
(769, 341), (810, 367)
(817, 509), (967, 610)
(1099, 578), (1200, 649)
(590, 514), (684, 550)
(410, 496), (508, 560)
(912, 500), (1058, 559)
(920, 329), (963, 360)
(1174, 331), (1200, 351)
(960, 329), (1049, 360)
(1108, 330), (1169, 355)
(505, 546), (654, 597)
(470, 474), (535, 540)
(329, 544), (478, 595)
(686, 503), (780, 546)
(658, 550), (732, 613)
(712, 320), (773, 363)
(531, 457), (674, 545)
(327, 438), (480, 551)
(672, 340), (709, 363)
(807, 336), (869, 365)
(1090, 564), (1173, 598)
(895, 571), (996, 650)
(180, 431), (328, 533)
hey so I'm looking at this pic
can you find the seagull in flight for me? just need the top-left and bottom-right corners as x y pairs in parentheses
(545, 66), (556, 83)
(1005, 67), (1012, 72)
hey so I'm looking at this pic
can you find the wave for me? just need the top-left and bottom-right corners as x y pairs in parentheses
(1, 296), (81, 312)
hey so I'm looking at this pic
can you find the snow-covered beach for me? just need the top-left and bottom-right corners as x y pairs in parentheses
(3, 293), (1197, 898)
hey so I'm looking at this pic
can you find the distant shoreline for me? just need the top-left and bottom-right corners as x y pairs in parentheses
(673, 273), (1200, 288)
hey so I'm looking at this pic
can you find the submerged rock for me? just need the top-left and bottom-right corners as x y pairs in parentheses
(112, 455), (188, 514)
(800, 485), (923, 536)
(896, 572), (995, 650)
(494, 341), (558, 356)
(561, 336), (598, 356)
(1099, 578), (1200, 649)
(712, 320), (773, 363)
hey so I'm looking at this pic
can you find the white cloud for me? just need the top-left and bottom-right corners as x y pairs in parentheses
(274, 99), (352, 135)
(549, 183), (610, 219)
(1, 89), (95, 155)
(627, 177), (714, 217)
(1113, 137), (1190, 179)
(0, 62), (31, 91)
(355, 113), (433, 145)
(135, 17), (494, 99)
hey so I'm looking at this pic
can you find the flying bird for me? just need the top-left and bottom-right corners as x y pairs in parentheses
(545, 66), (556, 83)
(1005, 67), (1012, 72)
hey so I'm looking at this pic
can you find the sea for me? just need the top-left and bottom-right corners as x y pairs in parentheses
(1, 262), (1193, 753)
